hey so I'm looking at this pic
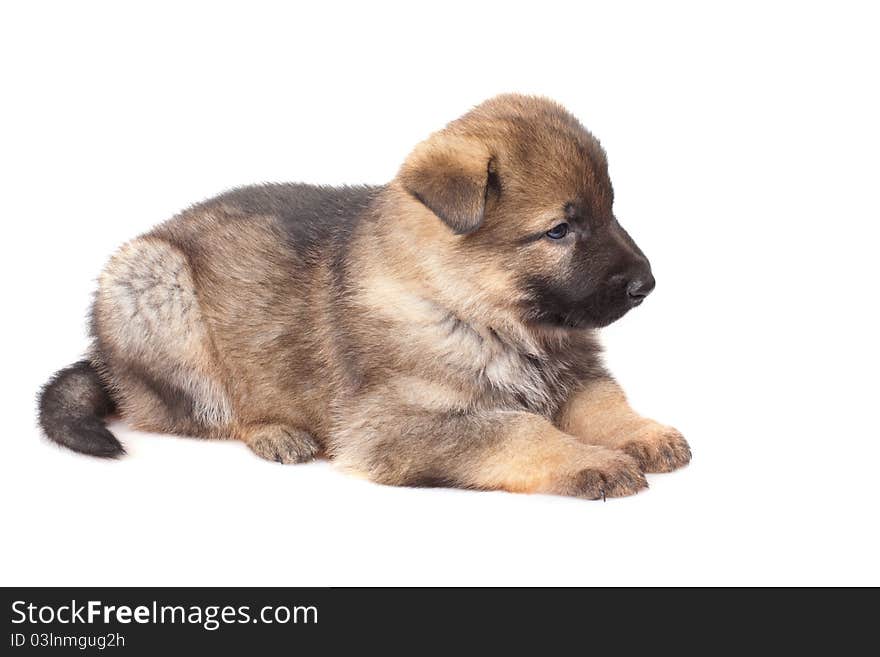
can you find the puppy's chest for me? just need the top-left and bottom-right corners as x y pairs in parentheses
(438, 321), (573, 414)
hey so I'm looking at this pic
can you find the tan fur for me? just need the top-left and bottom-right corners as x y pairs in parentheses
(473, 414), (646, 498)
(558, 379), (691, 473)
(79, 94), (690, 499)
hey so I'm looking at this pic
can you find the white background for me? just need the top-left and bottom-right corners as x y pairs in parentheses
(2, 1), (878, 586)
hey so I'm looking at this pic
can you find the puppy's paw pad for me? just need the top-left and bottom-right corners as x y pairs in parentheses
(568, 454), (647, 500)
(622, 424), (691, 473)
(246, 426), (320, 464)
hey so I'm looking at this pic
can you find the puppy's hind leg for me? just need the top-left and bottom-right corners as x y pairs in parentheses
(241, 423), (321, 464)
(93, 236), (233, 439)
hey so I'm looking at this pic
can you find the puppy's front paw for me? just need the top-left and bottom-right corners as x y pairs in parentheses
(244, 425), (320, 464)
(620, 423), (691, 473)
(553, 449), (647, 500)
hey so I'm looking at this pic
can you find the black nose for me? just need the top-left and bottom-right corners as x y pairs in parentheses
(626, 274), (655, 305)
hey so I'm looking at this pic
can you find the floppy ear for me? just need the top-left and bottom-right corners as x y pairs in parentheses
(398, 134), (492, 235)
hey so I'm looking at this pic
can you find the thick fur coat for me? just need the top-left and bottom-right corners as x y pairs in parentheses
(39, 94), (690, 499)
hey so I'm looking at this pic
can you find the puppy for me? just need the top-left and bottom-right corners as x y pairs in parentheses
(39, 94), (690, 499)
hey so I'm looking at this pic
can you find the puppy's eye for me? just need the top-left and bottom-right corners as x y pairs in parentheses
(545, 223), (570, 240)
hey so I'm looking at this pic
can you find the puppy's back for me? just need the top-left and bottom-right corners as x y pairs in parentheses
(207, 183), (379, 261)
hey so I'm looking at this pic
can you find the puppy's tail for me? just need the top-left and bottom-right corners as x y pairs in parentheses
(37, 360), (123, 457)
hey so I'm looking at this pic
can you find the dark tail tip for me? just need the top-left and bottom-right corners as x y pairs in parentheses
(38, 360), (124, 457)
(59, 417), (126, 458)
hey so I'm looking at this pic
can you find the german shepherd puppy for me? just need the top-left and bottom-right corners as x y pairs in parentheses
(39, 94), (690, 499)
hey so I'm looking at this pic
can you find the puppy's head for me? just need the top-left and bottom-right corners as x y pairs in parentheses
(397, 94), (654, 330)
